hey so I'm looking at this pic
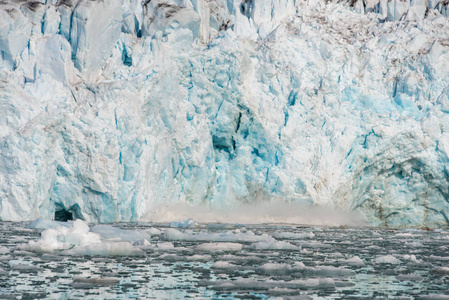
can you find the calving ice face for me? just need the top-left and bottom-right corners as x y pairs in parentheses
(0, 0), (448, 227)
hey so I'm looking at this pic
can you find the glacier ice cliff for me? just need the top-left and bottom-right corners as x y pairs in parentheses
(0, 0), (449, 227)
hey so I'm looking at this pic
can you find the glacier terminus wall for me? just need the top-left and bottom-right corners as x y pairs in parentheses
(1, 0), (449, 226)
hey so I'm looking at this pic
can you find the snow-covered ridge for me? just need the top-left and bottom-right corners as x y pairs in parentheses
(0, 0), (449, 227)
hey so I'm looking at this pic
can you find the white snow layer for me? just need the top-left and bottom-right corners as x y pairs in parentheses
(0, 0), (449, 227)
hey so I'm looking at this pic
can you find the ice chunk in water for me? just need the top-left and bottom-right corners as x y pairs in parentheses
(249, 241), (300, 250)
(340, 256), (365, 266)
(431, 267), (449, 274)
(72, 276), (120, 288)
(306, 266), (354, 277)
(62, 242), (143, 256)
(258, 262), (305, 274)
(272, 232), (315, 239)
(9, 263), (42, 273)
(164, 228), (274, 242)
(195, 242), (243, 252)
(374, 255), (401, 264)
(18, 220), (101, 253)
(156, 242), (175, 249)
(19, 220), (143, 256)
(0, 246), (9, 255)
(212, 261), (240, 269)
(133, 239), (152, 247)
(169, 218), (198, 228)
(90, 224), (151, 242)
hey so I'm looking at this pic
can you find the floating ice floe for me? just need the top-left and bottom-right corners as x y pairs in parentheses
(62, 242), (143, 256)
(303, 266), (355, 277)
(429, 255), (449, 261)
(72, 276), (120, 289)
(403, 254), (421, 263)
(155, 242), (175, 250)
(195, 242), (243, 252)
(18, 220), (143, 256)
(18, 220), (101, 253)
(374, 255), (401, 264)
(169, 218), (198, 228)
(339, 256), (365, 266)
(218, 254), (266, 264)
(431, 267), (449, 274)
(212, 261), (240, 270)
(90, 224), (151, 242)
(9, 263), (42, 273)
(159, 254), (212, 262)
(258, 262), (306, 274)
(164, 228), (275, 243)
(272, 231), (315, 240)
(249, 241), (300, 250)
(200, 278), (344, 290)
(299, 242), (332, 249)
(395, 232), (415, 238)
(0, 246), (9, 255)
(396, 274), (423, 281)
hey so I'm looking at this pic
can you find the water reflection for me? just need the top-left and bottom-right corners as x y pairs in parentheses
(0, 222), (448, 299)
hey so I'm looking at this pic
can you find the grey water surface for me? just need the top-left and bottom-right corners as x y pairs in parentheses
(0, 222), (448, 299)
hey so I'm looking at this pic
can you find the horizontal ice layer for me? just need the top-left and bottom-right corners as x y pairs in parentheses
(90, 224), (152, 242)
(249, 240), (300, 250)
(164, 227), (276, 242)
(195, 242), (243, 252)
(0, 0), (449, 227)
(199, 278), (343, 290)
(272, 231), (315, 239)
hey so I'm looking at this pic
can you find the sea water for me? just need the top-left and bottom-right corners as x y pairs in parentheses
(0, 222), (448, 299)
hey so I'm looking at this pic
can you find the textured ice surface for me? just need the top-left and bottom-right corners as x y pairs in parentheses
(340, 255), (365, 266)
(1, 0), (449, 227)
(249, 240), (300, 250)
(164, 227), (275, 242)
(18, 220), (143, 256)
(195, 242), (243, 252)
(90, 224), (152, 242)
(272, 231), (315, 239)
(26, 218), (73, 229)
(0, 246), (9, 255)
(374, 254), (402, 264)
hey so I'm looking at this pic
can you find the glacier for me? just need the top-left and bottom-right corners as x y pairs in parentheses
(0, 0), (449, 227)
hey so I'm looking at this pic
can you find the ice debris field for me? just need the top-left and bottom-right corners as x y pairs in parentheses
(1, 0), (449, 227)
(0, 219), (449, 298)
